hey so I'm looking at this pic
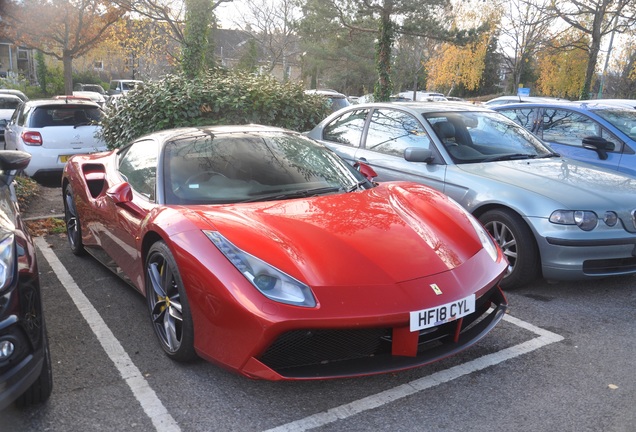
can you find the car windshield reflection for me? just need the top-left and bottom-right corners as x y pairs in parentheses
(163, 132), (367, 205)
(423, 111), (555, 164)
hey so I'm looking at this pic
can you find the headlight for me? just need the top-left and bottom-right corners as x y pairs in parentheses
(446, 199), (499, 262)
(204, 230), (316, 307)
(550, 210), (598, 231)
(0, 233), (15, 293)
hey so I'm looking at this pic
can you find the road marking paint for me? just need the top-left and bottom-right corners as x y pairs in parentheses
(35, 237), (180, 432)
(263, 314), (564, 432)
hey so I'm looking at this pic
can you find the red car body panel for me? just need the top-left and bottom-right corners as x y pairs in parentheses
(63, 135), (508, 380)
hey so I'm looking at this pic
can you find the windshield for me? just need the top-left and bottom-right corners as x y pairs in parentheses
(163, 131), (369, 205)
(0, 99), (19, 110)
(592, 109), (636, 139)
(423, 110), (556, 164)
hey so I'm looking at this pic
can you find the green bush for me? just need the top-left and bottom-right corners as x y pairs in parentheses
(100, 70), (330, 149)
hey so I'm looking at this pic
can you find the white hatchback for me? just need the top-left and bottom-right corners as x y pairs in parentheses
(4, 99), (107, 180)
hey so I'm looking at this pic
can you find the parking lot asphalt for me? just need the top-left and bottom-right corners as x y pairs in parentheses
(3, 186), (636, 431)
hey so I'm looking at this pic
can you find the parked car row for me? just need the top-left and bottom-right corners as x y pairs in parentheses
(3, 87), (636, 407)
(306, 101), (636, 289)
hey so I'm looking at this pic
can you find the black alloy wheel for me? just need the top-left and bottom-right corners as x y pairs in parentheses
(145, 241), (196, 362)
(479, 208), (540, 289)
(63, 184), (85, 256)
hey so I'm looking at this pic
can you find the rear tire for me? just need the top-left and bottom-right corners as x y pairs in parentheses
(64, 184), (85, 256)
(479, 208), (540, 289)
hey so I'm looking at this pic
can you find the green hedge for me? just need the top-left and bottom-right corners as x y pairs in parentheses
(100, 70), (330, 149)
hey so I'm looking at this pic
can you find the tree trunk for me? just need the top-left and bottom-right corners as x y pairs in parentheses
(63, 51), (73, 95)
(374, 12), (394, 102)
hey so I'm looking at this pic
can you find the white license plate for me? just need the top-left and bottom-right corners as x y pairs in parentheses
(410, 294), (476, 332)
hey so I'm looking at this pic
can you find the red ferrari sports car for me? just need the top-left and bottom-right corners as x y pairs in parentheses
(62, 124), (508, 380)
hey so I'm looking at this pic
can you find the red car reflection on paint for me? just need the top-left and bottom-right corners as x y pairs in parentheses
(62, 125), (508, 380)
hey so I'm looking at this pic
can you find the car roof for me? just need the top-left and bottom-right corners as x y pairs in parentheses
(25, 98), (101, 108)
(0, 94), (23, 101)
(305, 89), (347, 98)
(491, 100), (633, 112)
(578, 99), (636, 109)
(339, 101), (490, 114)
(133, 124), (297, 146)
(0, 89), (28, 101)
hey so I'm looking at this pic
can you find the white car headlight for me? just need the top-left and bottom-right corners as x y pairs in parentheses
(0, 233), (15, 293)
(204, 230), (316, 307)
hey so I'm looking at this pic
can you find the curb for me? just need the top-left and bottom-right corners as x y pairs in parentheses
(24, 214), (65, 221)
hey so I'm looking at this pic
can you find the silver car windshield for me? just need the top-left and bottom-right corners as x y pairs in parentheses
(423, 111), (556, 164)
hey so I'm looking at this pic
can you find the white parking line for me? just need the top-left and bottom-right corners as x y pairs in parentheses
(35, 237), (181, 432)
(36, 237), (564, 432)
(263, 315), (564, 432)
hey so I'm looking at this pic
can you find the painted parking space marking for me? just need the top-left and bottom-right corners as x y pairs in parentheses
(36, 238), (180, 432)
(263, 314), (564, 432)
(36, 237), (563, 432)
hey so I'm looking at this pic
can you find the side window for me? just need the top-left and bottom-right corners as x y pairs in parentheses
(498, 108), (540, 133)
(542, 109), (620, 150)
(16, 106), (29, 126)
(118, 140), (157, 201)
(365, 108), (431, 157)
(322, 109), (369, 147)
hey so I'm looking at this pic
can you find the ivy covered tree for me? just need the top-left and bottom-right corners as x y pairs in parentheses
(298, 0), (486, 101)
(182, 0), (214, 78)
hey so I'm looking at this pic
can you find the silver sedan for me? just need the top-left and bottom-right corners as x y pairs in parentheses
(306, 102), (636, 289)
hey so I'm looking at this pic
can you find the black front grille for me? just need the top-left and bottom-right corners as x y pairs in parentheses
(259, 328), (391, 371)
(583, 257), (636, 275)
(257, 285), (507, 379)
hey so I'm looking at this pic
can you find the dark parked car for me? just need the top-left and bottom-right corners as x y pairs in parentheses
(0, 150), (53, 410)
(493, 101), (636, 176)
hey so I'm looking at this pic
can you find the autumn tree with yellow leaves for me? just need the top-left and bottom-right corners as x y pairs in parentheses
(536, 30), (590, 99)
(1, 0), (125, 94)
(426, 33), (491, 95)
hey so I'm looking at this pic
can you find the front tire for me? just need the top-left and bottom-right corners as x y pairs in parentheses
(64, 184), (85, 256)
(479, 208), (540, 289)
(15, 329), (53, 408)
(145, 241), (196, 362)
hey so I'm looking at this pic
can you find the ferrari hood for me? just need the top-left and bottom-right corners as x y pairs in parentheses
(457, 158), (636, 209)
(190, 183), (485, 286)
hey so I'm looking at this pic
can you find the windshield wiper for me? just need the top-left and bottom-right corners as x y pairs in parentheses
(537, 152), (561, 158)
(240, 186), (343, 203)
(347, 180), (371, 192)
(483, 153), (537, 162)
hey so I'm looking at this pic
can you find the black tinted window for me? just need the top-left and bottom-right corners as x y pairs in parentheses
(29, 106), (102, 128)
(0, 99), (19, 110)
(164, 132), (363, 204)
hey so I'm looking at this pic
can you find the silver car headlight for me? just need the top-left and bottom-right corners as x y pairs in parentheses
(447, 199), (499, 262)
(204, 230), (316, 307)
(0, 233), (15, 293)
(549, 210), (598, 231)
